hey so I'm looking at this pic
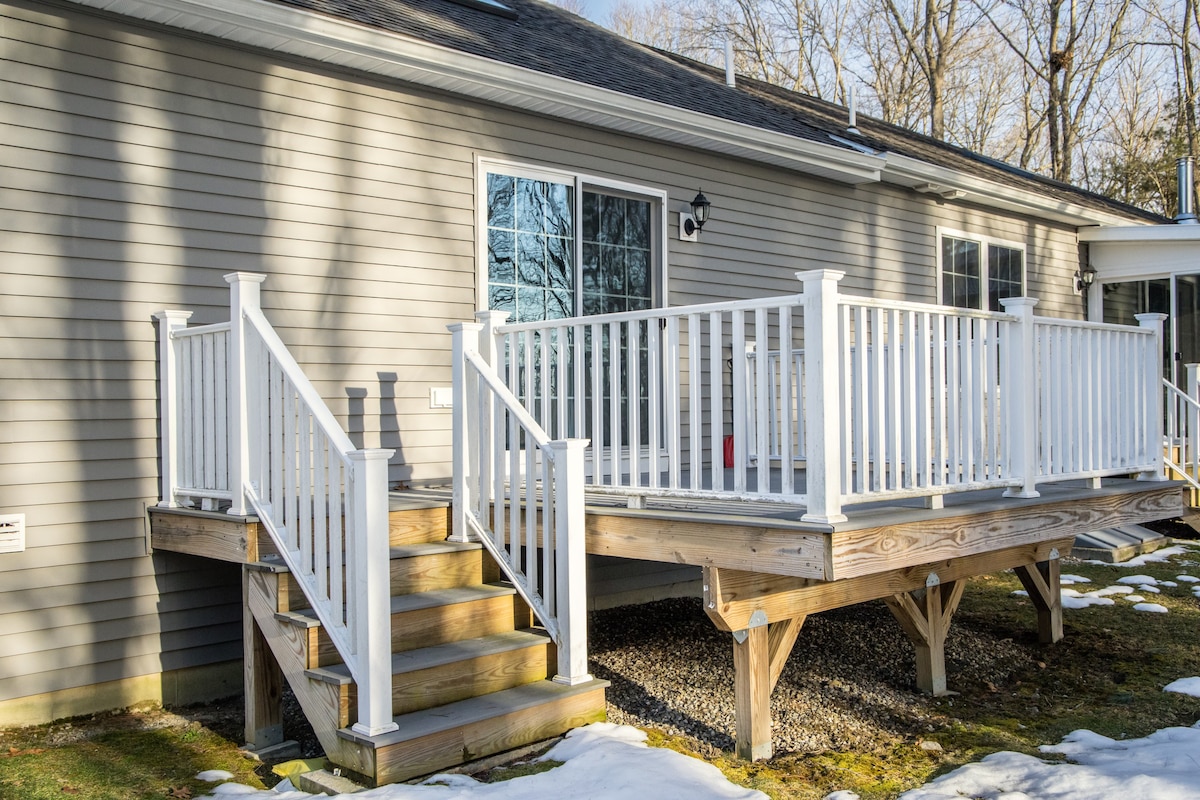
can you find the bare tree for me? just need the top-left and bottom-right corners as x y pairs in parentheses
(878, 0), (978, 140)
(979, 0), (1137, 182)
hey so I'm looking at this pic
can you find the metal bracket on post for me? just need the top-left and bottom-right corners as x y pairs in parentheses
(732, 610), (768, 643)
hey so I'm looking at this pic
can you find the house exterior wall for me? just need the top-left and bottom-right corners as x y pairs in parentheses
(0, 0), (1101, 715)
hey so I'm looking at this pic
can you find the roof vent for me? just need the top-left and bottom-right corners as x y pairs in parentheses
(1177, 157), (1197, 224)
(847, 85), (859, 134)
(724, 39), (735, 87)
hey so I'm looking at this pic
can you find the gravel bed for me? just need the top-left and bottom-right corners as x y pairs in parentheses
(589, 596), (1036, 758)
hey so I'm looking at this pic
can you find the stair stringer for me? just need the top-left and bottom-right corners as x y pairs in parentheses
(244, 567), (368, 770)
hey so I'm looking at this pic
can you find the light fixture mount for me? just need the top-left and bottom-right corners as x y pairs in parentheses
(680, 189), (712, 241)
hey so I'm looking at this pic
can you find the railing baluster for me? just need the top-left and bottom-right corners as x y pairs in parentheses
(665, 316), (681, 489)
(730, 310), (746, 494)
(648, 319), (662, 489)
(688, 313), (702, 490)
(779, 306), (793, 496)
(629, 320), (642, 489)
(708, 312), (724, 492)
(754, 308), (769, 495)
(608, 321), (622, 486)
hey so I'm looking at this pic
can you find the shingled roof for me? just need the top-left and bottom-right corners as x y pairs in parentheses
(263, 0), (1162, 223)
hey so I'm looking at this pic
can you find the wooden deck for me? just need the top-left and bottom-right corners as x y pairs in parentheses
(149, 476), (1182, 764)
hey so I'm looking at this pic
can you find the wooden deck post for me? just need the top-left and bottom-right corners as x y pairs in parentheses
(1014, 557), (1064, 643)
(242, 567), (283, 749)
(884, 579), (965, 696)
(726, 603), (807, 760)
(732, 622), (771, 761)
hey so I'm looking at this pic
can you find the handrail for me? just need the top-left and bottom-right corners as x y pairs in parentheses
(1164, 378), (1200, 490)
(155, 273), (397, 738)
(452, 321), (591, 686)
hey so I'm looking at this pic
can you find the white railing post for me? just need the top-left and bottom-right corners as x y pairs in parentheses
(545, 438), (592, 685)
(225, 272), (267, 516)
(347, 447), (399, 737)
(450, 322), (484, 543)
(1137, 313), (1168, 482)
(1001, 297), (1040, 498)
(797, 270), (847, 524)
(153, 310), (193, 508)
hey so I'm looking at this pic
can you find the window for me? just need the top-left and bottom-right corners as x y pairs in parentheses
(482, 163), (664, 322)
(938, 230), (1026, 311)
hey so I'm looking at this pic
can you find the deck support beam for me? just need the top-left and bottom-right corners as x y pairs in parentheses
(243, 567), (284, 749)
(1014, 557), (1064, 643)
(884, 581), (965, 696)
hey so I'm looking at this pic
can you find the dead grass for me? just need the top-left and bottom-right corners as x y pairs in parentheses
(2, 541), (1197, 800)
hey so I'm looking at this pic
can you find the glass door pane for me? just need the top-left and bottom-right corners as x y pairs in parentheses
(1103, 278), (1172, 380)
(1175, 274), (1200, 377)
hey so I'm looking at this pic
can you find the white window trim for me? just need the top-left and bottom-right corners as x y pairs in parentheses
(475, 156), (670, 317)
(934, 226), (1029, 310)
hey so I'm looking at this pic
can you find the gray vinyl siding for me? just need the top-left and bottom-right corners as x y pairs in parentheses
(0, 0), (1130, 707)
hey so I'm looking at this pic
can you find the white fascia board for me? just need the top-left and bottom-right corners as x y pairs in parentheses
(883, 153), (1147, 228)
(1078, 224), (1200, 242)
(67, 0), (884, 185)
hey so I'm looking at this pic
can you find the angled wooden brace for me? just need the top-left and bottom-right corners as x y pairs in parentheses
(884, 578), (965, 696)
(1013, 554), (1064, 644)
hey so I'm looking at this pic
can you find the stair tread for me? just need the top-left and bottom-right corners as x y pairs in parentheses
(286, 583), (518, 627)
(306, 629), (551, 685)
(338, 678), (608, 748)
(390, 541), (482, 558)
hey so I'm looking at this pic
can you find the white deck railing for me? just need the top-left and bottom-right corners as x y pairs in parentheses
(469, 270), (1167, 522)
(450, 321), (591, 686)
(155, 273), (397, 738)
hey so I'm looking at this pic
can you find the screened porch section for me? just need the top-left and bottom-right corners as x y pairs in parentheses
(454, 270), (1167, 525)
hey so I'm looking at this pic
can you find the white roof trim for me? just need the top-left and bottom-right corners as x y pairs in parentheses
(1078, 224), (1200, 242)
(883, 153), (1146, 227)
(67, 0), (1150, 226)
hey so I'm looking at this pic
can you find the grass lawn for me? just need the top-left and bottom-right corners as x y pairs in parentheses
(1, 538), (1197, 800)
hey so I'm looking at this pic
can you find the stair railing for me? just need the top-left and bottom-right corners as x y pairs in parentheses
(156, 272), (397, 737)
(450, 317), (591, 686)
(1165, 366), (1200, 491)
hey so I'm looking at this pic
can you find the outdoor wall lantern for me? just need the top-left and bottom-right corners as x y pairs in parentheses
(1074, 263), (1097, 294)
(679, 189), (712, 242)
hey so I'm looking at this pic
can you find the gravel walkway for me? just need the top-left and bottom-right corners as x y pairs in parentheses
(589, 596), (1036, 757)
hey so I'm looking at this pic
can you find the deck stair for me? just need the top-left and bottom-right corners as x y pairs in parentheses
(243, 501), (607, 786)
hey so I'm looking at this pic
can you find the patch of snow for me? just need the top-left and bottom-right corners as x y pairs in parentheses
(1114, 546), (1195, 567)
(896, 723), (1200, 800)
(1060, 574), (1092, 584)
(1132, 603), (1169, 613)
(1159, 581), (1178, 588)
(1138, 585), (1162, 594)
(1012, 589), (1029, 597)
(196, 724), (768, 800)
(1163, 677), (1200, 697)
(1062, 595), (1115, 609)
(1116, 575), (1157, 586)
(1176, 574), (1199, 583)
(1093, 586), (1135, 596)
(1125, 595), (1146, 602)
(196, 770), (234, 782)
(824, 792), (861, 800)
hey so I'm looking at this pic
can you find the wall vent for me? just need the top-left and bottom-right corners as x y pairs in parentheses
(0, 514), (25, 554)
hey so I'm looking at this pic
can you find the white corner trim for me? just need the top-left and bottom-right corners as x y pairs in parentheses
(65, 0), (884, 185)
